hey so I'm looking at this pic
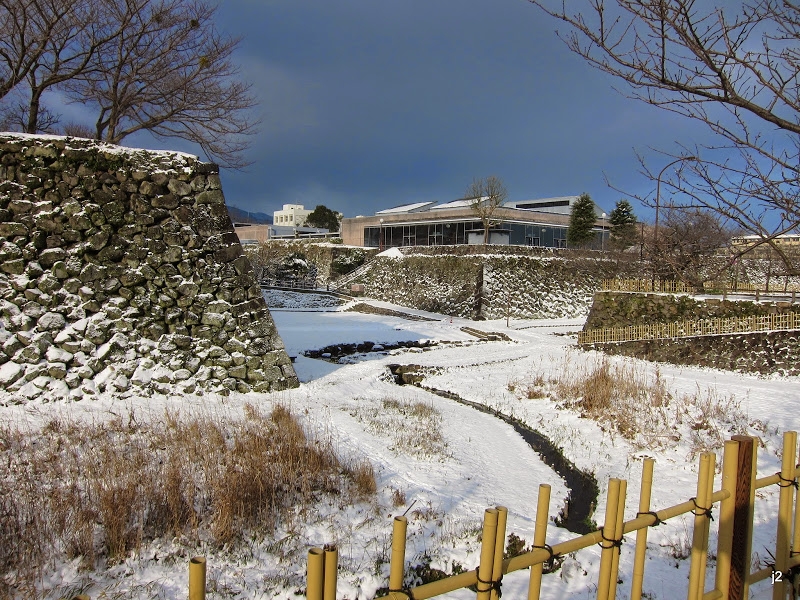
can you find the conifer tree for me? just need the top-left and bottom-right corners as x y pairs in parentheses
(609, 199), (637, 249)
(567, 193), (597, 247)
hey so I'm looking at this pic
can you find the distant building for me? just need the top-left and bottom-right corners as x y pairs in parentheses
(233, 223), (331, 244)
(273, 204), (312, 227)
(504, 195), (581, 215)
(730, 233), (800, 250)
(340, 196), (609, 249)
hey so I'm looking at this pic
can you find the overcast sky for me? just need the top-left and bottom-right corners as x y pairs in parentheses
(127, 0), (716, 220)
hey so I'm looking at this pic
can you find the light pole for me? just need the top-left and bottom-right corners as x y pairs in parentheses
(601, 212), (606, 251)
(379, 218), (384, 251)
(654, 156), (697, 252)
(653, 156), (697, 284)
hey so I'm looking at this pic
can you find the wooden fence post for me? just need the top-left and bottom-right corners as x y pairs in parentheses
(793, 435), (800, 583)
(476, 508), (499, 600)
(715, 439), (740, 600)
(189, 556), (206, 600)
(528, 484), (551, 600)
(388, 516), (408, 598)
(773, 431), (797, 600)
(630, 459), (655, 600)
(729, 436), (757, 600)
(323, 544), (338, 600)
(307, 548), (324, 600)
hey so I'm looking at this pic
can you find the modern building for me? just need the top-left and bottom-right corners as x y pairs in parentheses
(730, 233), (800, 250)
(340, 196), (609, 249)
(273, 204), (313, 227)
(504, 195), (581, 215)
(233, 223), (331, 244)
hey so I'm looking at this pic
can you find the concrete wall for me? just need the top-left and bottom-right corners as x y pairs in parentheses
(0, 133), (298, 402)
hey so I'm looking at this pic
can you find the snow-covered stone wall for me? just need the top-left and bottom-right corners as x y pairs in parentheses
(0, 134), (298, 402)
(585, 291), (800, 330)
(354, 253), (627, 319)
(584, 330), (800, 376)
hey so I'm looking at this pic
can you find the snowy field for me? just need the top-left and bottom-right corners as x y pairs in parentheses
(1, 290), (797, 599)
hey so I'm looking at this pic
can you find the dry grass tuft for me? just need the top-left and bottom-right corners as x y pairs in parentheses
(0, 403), (375, 597)
(350, 397), (450, 459)
(517, 355), (747, 452)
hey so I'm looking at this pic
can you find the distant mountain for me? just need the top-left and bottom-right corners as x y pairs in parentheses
(227, 204), (273, 224)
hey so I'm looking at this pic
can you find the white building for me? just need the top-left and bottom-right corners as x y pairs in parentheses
(273, 204), (312, 227)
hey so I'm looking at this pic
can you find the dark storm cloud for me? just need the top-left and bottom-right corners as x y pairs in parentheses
(211, 0), (708, 218)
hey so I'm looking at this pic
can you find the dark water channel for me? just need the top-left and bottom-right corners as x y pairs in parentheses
(387, 364), (599, 535)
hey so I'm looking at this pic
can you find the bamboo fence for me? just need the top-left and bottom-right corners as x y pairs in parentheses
(601, 279), (697, 293)
(69, 435), (800, 600)
(577, 312), (800, 345)
(601, 278), (800, 295)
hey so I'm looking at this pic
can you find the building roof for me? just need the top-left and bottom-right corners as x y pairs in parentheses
(430, 197), (483, 210)
(376, 201), (437, 214)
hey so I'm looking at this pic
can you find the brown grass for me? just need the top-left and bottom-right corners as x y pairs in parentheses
(350, 397), (450, 459)
(0, 403), (375, 597)
(519, 355), (747, 452)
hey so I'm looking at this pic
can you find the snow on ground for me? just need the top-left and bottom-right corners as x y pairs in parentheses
(263, 289), (345, 310)
(2, 289), (797, 599)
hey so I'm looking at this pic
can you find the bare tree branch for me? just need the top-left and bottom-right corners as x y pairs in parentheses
(66, 0), (258, 169)
(531, 0), (800, 273)
(467, 175), (508, 244)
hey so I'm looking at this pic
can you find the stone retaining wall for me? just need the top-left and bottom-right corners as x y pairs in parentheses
(353, 254), (631, 319)
(0, 133), (298, 402)
(585, 291), (800, 330)
(584, 330), (800, 376)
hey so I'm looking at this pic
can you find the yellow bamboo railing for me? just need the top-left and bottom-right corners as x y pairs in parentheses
(331, 433), (798, 600)
(70, 434), (800, 600)
(600, 278), (800, 295)
(578, 311), (800, 345)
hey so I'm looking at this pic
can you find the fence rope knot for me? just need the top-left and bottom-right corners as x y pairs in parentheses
(690, 497), (714, 520)
(387, 588), (415, 599)
(777, 470), (799, 489)
(597, 526), (623, 550)
(474, 567), (502, 597)
(532, 543), (560, 561)
(636, 510), (663, 526)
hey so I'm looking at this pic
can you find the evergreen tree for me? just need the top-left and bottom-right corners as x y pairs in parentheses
(304, 205), (341, 231)
(567, 193), (597, 247)
(609, 199), (638, 249)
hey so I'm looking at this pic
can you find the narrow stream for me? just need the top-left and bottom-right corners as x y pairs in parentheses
(387, 364), (599, 535)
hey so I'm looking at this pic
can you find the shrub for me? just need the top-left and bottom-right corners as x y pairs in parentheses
(0, 404), (375, 596)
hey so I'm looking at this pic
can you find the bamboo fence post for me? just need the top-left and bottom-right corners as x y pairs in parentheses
(773, 431), (798, 600)
(608, 479), (628, 600)
(189, 556), (206, 600)
(688, 452), (716, 600)
(476, 508), (499, 600)
(630, 459), (655, 600)
(307, 548), (324, 600)
(388, 516), (408, 598)
(597, 478), (623, 600)
(528, 484), (551, 600)
(490, 506), (508, 600)
(729, 436), (757, 600)
(715, 440), (740, 600)
(323, 545), (338, 600)
(793, 436), (800, 574)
